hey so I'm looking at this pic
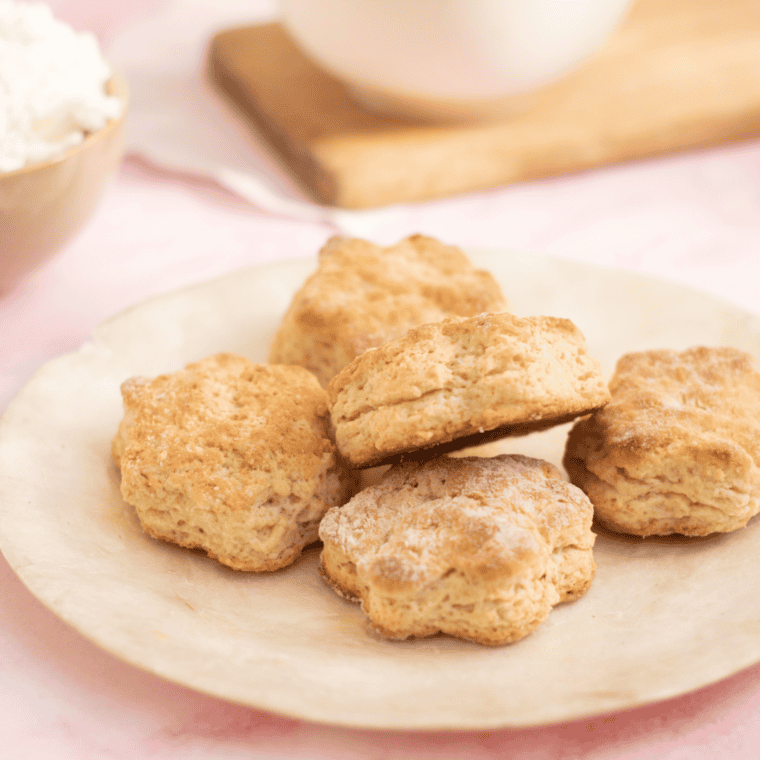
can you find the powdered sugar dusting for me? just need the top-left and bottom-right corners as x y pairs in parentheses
(319, 454), (597, 644)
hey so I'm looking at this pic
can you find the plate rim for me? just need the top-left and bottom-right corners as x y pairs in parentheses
(1, 248), (760, 731)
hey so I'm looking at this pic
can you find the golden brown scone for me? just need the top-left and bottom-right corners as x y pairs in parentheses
(112, 354), (354, 571)
(564, 347), (760, 537)
(319, 454), (596, 646)
(268, 234), (508, 387)
(328, 312), (610, 468)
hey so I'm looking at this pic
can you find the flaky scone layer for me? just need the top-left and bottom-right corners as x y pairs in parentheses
(328, 312), (610, 468)
(319, 454), (596, 646)
(268, 234), (508, 387)
(564, 347), (760, 536)
(112, 354), (353, 571)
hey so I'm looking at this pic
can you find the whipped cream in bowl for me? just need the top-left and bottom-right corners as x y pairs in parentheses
(0, 1), (127, 291)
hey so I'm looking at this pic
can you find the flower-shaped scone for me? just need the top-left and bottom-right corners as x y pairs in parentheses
(268, 234), (508, 387)
(112, 354), (353, 571)
(328, 312), (610, 468)
(319, 454), (597, 645)
(564, 347), (760, 537)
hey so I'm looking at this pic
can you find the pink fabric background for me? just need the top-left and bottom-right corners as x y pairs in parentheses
(2, 1), (760, 756)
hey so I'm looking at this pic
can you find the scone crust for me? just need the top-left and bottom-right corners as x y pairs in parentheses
(564, 347), (760, 536)
(319, 454), (596, 645)
(328, 312), (610, 468)
(268, 234), (508, 387)
(112, 354), (352, 571)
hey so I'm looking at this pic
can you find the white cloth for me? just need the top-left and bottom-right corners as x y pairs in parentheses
(106, 0), (407, 236)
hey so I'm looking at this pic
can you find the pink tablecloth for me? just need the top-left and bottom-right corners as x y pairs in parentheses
(3, 1), (760, 756)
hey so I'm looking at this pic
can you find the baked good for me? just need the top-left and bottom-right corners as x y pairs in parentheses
(328, 311), (610, 468)
(319, 454), (596, 645)
(112, 353), (353, 571)
(563, 347), (760, 536)
(268, 234), (508, 387)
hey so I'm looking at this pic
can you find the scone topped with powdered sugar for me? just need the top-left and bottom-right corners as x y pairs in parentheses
(112, 353), (354, 571)
(564, 347), (760, 537)
(319, 454), (596, 646)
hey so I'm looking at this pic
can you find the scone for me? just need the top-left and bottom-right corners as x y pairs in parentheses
(268, 234), (508, 387)
(319, 454), (596, 645)
(328, 312), (610, 468)
(112, 353), (353, 571)
(563, 347), (760, 537)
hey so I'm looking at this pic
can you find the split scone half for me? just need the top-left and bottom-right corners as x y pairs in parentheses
(328, 312), (610, 468)
(112, 353), (353, 571)
(268, 234), (508, 387)
(319, 454), (597, 646)
(564, 347), (760, 537)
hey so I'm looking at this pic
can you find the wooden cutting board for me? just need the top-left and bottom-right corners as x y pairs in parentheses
(207, 0), (760, 209)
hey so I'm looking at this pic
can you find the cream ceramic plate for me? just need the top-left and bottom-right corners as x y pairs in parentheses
(1, 250), (760, 730)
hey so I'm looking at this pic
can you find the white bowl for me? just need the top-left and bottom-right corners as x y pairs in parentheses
(281, 0), (633, 120)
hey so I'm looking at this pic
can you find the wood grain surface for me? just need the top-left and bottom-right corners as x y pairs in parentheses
(207, 0), (760, 209)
